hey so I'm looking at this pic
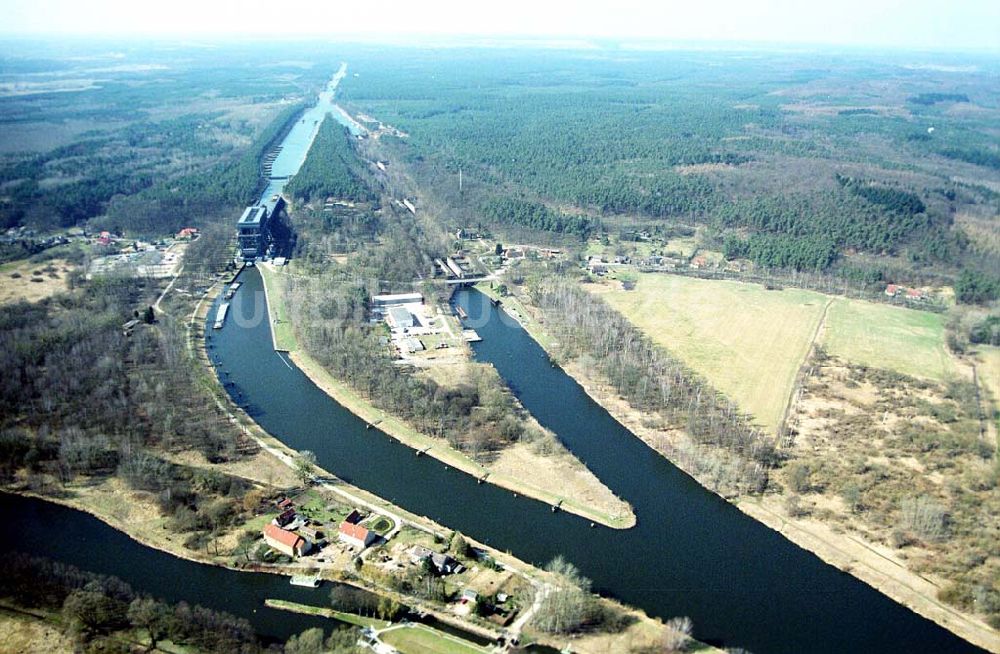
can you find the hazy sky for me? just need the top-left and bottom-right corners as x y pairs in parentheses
(3, 0), (999, 51)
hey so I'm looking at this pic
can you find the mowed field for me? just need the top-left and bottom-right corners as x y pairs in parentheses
(819, 299), (955, 381)
(594, 274), (828, 432)
(593, 273), (959, 433)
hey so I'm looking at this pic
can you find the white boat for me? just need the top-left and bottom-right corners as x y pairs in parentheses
(289, 575), (321, 588)
(213, 302), (230, 329)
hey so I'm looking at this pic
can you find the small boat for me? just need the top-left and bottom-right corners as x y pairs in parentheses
(455, 305), (468, 319)
(290, 575), (321, 588)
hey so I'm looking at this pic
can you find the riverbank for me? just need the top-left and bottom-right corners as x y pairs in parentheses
(510, 290), (999, 654)
(257, 263), (634, 529)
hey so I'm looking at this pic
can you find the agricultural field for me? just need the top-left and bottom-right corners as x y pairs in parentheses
(819, 299), (956, 381)
(593, 273), (964, 432)
(592, 273), (828, 432)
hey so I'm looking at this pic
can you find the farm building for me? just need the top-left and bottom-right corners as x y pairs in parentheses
(339, 521), (376, 549)
(263, 524), (309, 558)
(273, 508), (297, 527)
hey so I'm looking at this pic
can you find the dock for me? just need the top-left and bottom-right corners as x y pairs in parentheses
(289, 575), (321, 588)
(224, 281), (241, 300)
(455, 305), (468, 319)
(213, 302), (230, 329)
(461, 329), (482, 342)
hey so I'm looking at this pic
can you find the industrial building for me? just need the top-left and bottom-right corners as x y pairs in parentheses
(236, 194), (286, 260)
(371, 292), (423, 319)
(237, 205), (269, 259)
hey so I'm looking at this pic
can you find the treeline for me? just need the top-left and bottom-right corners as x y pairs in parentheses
(528, 276), (774, 493)
(723, 233), (838, 271)
(481, 196), (596, 239)
(837, 175), (926, 216)
(716, 184), (962, 270)
(285, 117), (376, 204)
(0, 273), (262, 549)
(955, 269), (1000, 305)
(908, 93), (970, 105)
(0, 553), (264, 652)
(288, 197), (554, 459)
(99, 101), (308, 236)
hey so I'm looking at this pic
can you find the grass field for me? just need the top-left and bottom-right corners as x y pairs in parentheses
(819, 299), (955, 381)
(595, 274), (828, 432)
(258, 263), (297, 352)
(379, 624), (489, 654)
(978, 346), (1000, 432)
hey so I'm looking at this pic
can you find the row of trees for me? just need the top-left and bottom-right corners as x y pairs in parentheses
(528, 276), (775, 493)
(480, 196), (597, 239)
(0, 553), (264, 652)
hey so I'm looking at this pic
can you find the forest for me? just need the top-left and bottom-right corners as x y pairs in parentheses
(0, 42), (338, 237)
(0, 267), (275, 553)
(481, 196), (597, 239)
(338, 49), (1000, 285)
(284, 117), (376, 204)
(0, 554), (360, 653)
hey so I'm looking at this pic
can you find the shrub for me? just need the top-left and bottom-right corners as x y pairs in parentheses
(899, 495), (948, 542)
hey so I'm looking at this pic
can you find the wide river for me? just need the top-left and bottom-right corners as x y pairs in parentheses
(194, 271), (979, 653)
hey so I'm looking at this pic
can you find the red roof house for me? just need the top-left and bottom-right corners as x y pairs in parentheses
(176, 227), (199, 239)
(885, 284), (899, 297)
(263, 524), (308, 558)
(906, 288), (924, 300)
(338, 521), (376, 549)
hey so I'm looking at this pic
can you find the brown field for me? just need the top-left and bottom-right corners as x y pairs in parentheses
(0, 258), (74, 305)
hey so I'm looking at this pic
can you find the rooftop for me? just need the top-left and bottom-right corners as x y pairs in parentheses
(238, 205), (267, 226)
(372, 292), (423, 305)
(339, 521), (371, 541)
(263, 524), (302, 548)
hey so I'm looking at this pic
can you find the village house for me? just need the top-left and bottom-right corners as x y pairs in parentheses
(273, 508), (296, 527)
(408, 546), (465, 575)
(339, 521), (376, 549)
(263, 524), (310, 558)
(885, 283), (899, 297)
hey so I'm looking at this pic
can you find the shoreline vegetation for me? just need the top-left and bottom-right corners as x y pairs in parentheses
(258, 261), (636, 529)
(0, 278), (679, 654)
(504, 280), (1000, 654)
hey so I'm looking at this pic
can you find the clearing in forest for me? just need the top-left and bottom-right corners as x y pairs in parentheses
(819, 299), (955, 381)
(0, 258), (73, 305)
(594, 274), (827, 433)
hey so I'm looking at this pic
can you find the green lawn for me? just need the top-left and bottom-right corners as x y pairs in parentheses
(264, 599), (389, 629)
(258, 264), (298, 352)
(820, 299), (955, 381)
(379, 624), (489, 654)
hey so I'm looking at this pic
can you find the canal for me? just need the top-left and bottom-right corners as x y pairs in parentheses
(0, 492), (335, 643)
(197, 271), (981, 653)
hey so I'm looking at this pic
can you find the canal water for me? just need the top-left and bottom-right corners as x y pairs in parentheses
(195, 271), (981, 653)
(0, 492), (334, 643)
(259, 63), (364, 203)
